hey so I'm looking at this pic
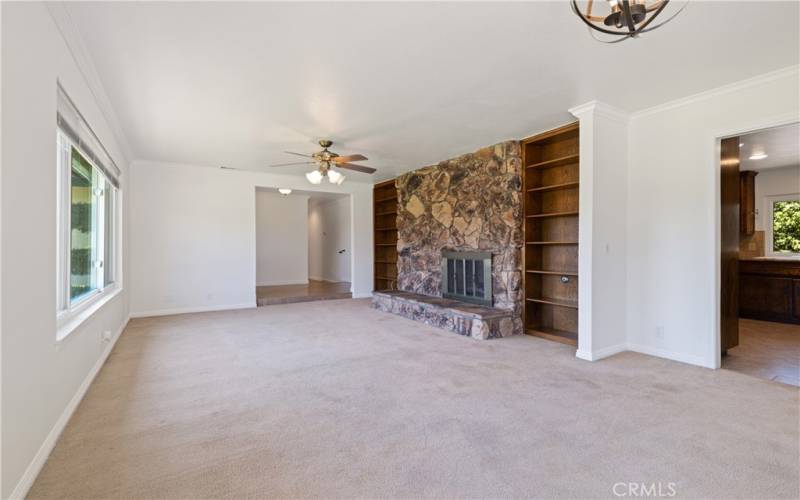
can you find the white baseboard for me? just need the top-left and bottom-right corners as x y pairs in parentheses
(256, 279), (308, 286)
(627, 342), (709, 368)
(130, 302), (255, 319)
(352, 292), (373, 299)
(9, 316), (130, 500)
(575, 343), (628, 362)
(576, 342), (709, 368)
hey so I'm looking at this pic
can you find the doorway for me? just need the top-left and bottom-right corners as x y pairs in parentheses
(254, 188), (352, 306)
(719, 123), (800, 386)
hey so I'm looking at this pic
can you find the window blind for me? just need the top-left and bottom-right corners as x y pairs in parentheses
(56, 83), (121, 188)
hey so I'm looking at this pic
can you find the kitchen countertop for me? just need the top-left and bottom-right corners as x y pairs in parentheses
(739, 257), (800, 263)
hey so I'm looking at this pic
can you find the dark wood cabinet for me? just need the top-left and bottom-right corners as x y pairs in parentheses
(739, 274), (792, 319)
(739, 171), (758, 236)
(794, 280), (800, 319)
(739, 259), (800, 324)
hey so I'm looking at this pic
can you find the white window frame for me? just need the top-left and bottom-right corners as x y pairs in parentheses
(765, 193), (800, 258)
(56, 130), (121, 340)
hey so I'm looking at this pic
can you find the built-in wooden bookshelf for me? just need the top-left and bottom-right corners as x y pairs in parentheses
(522, 122), (580, 346)
(373, 179), (398, 291)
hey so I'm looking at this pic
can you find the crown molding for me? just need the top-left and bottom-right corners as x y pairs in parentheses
(46, 2), (134, 166)
(631, 65), (800, 119)
(569, 100), (630, 122)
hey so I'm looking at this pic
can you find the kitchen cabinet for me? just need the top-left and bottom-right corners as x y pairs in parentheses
(739, 259), (800, 324)
(739, 171), (758, 236)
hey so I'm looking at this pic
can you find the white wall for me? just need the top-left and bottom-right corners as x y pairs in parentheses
(256, 191), (309, 286)
(626, 66), (800, 369)
(753, 165), (800, 232)
(1, 3), (131, 498)
(130, 161), (373, 316)
(308, 197), (352, 283)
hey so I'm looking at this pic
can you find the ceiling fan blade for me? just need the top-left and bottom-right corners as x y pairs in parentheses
(334, 154), (368, 163)
(269, 161), (316, 167)
(336, 163), (377, 174)
(284, 151), (314, 158)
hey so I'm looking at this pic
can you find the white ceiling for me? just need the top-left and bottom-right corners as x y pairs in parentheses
(66, 1), (800, 182)
(740, 123), (800, 172)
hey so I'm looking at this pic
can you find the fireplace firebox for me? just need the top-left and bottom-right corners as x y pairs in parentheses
(440, 250), (492, 306)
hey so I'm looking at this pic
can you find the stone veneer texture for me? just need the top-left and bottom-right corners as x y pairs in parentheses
(396, 140), (523, 335)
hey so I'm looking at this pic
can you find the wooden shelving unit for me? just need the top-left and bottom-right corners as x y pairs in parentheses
(522, 122), (580, 346)
(373, 179), (398, 291)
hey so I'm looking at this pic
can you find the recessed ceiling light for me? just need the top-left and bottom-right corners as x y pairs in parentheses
(739, 143), (744, 147)
(749, 153), (768, 160)
(278, 188), (292, 195)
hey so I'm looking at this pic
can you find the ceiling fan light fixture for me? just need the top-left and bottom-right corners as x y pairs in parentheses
(327, 169), (345, 185)
(306, 170), (323, 184)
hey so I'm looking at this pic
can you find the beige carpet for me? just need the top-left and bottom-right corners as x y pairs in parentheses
(29, 299), (799, 499)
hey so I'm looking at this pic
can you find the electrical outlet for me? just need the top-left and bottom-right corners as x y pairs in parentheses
(102, 330), (112, 342)
(656, 326), (665, 340)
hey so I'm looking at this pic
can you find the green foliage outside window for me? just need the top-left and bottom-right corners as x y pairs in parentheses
(70, 147), (96, 300)
(773, 200), (800, 253)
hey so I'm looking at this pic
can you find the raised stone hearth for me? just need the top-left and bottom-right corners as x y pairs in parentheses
(372, 290), (515, 340)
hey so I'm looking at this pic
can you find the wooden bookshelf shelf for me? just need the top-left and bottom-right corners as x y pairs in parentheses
(525, 241), (578, 245)
(527, 327), (578, 346)
(526, 297), (578, 309)
(525, 153), (579, 170)
(526, 210), (579, 218)
(526, 270), (579, 276)
(522, 122), (580, 347)
(526, 181), (580, 193)
(374, 179), (398, 291)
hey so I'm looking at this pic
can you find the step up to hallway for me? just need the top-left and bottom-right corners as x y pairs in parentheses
(256, 280), (352, 306)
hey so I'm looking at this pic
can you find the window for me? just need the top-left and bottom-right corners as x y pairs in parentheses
(56, 84), (121, 336)
(57, 133), (119, 312)
(766, 194), (800, 257)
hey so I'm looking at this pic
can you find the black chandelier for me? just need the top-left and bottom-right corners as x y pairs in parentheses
(571, 0), (687, 43)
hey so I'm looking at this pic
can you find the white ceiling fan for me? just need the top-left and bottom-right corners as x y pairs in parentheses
(269, 139), (376, 185)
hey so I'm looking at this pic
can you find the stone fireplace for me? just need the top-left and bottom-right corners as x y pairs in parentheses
(372, 140), (523, 338)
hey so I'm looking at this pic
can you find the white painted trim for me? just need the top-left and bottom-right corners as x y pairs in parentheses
(632, 65), (800, 119)
(575, 343), (628, 362)
(256, 279), (308, 287)
(8, 316), (130, 500)
(129, 302), (255, 319)
(569, 100), (629, 122)
(353, 292), (373, 299)
(56, 287), (123, 341)
(627, 342), (710, 369)
(45, 3), (134, 164)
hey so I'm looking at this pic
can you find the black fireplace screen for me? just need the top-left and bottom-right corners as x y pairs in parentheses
(441, 251), (492, 306)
